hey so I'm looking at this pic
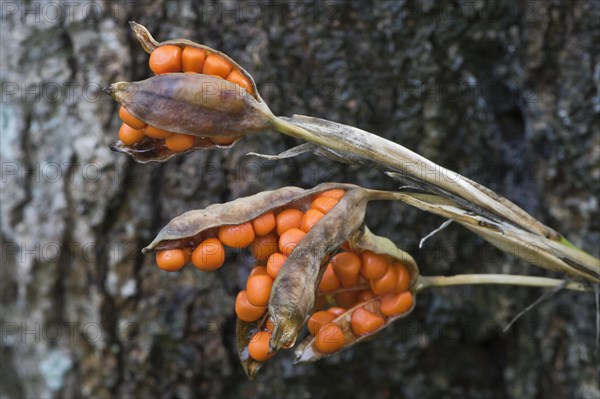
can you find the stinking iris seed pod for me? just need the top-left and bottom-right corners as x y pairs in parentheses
(105, 74), (272, 139)
(143, 182), (419, 379)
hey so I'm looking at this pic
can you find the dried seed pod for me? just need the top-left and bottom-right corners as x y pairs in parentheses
(129, 22), (261, 100)
(144, 183), (356, 252)
(266, 188), (372, 352)
(294, 227), (419, 363)
(106, 22), (275, 162)
(144, 182), (416, 378)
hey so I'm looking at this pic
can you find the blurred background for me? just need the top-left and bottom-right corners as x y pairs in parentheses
(1, 0), (598, 398)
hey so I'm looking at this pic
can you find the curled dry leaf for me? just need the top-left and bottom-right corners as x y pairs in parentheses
(294, 227), (419, 362)
(389, 192), (600, 284)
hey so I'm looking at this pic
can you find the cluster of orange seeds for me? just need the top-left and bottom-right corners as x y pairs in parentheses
(149, 45), (254, 95)
(155, 189), (346, 361)
(117, 44), (255, 149)
(307, 249), (414, 354)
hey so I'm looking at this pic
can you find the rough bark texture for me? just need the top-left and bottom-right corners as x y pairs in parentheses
(1, 1), (598, 398)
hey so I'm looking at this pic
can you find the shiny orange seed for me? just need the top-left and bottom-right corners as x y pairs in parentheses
(202, 54), (233, 78)
(319, 264), (341, 293)
(331, 252), (362, 282)
(118, 106), (145, 129)
(246, 274), (274, 307)
(249, 233), (279, 261)
(278, 228), (306, 256)
(155, 249), (186, 272)
(315, 189), (346, 200)
(314, 322), (345, 354)
(235, 290), (266, 322)
(334, 291), (359, 308)
(371, 264), (398, 295)
(181, 46), (207, 73)
(380, 291), (414, 317)
(144, 125), (173, 139)
(300, 209), (325, 233)
(251, 211), (276, 236)
(191, 238), (225, 271)
(276, 208), (304, 235)
(311, 196), (339, 214)
(351, 308), (385, 336)
(149, 45), (183, 74)
(248, 330), (275, 361)
(119, 124), (145, 146)
(226, 69), (254, 95)
(307, 311), (336, 335)
(266, 252), (287, 278)
(249, 265), (268, 277)
(394, 263), (411, 293)
(360, 251), (389, 280)
(165, 133), (196, 152)
(218, 222), (256, 248)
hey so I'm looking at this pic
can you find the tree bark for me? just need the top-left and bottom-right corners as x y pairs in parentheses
(1, 1), (598, 398)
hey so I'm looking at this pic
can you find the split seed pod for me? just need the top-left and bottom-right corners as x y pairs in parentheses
(105, 22), (274, 162)
(294, 226), (418, 362)
(144, 182), (415, 378)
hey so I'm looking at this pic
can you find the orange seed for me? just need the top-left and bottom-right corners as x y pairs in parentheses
(218, 222), (256, 248)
